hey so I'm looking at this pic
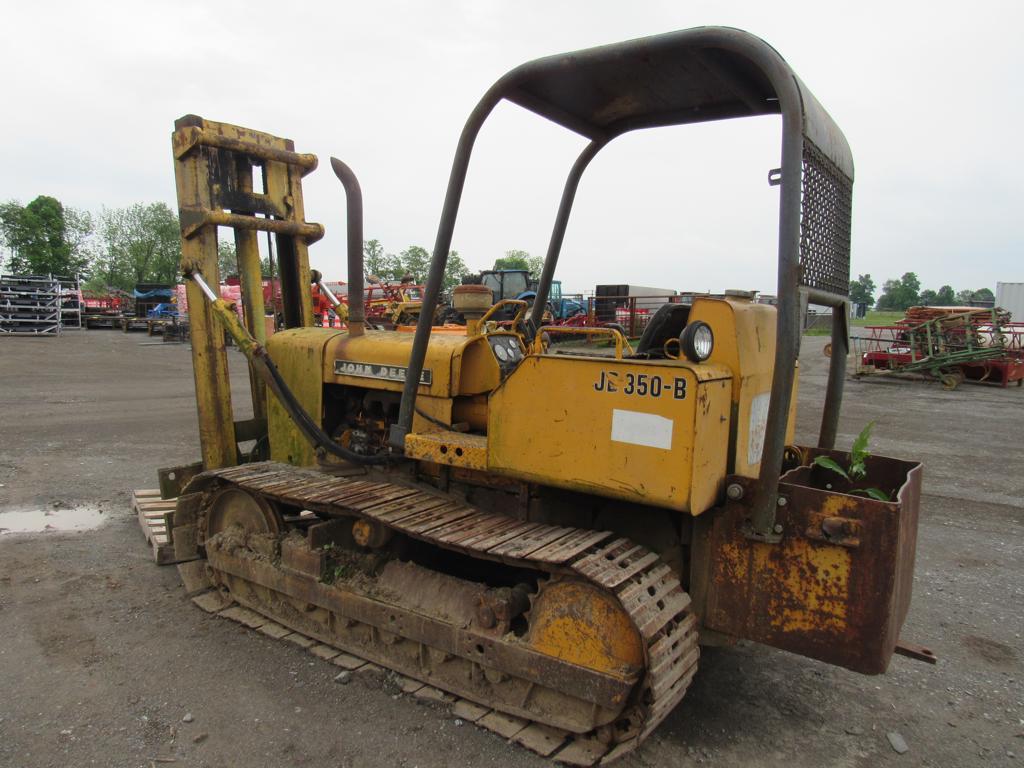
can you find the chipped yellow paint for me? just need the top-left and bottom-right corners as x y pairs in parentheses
(527, 581), (644, 682)
(266, 327), (345, 466)
(689, 296), (797, 476)
(710, 494), (856, 637)
(820, 492), (858, 516)
(411, 395), (453, 434)
(487, 355), (732, 513)
(323, 329), (501, 397)
(751, 538), (851, 633)
(404, 432), (488, 471)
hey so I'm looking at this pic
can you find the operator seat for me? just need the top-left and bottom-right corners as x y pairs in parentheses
(634, 304), (691, 357)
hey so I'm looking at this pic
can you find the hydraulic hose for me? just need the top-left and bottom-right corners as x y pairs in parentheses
(188, 271), (394, 466)
(256, 349), (393, 465)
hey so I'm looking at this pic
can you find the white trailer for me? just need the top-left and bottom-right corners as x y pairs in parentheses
(996, 282), (1024, 321)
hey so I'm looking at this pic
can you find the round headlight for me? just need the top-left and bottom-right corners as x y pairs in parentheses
(494, 344), (509, 362)
(680, 321), (714, 362)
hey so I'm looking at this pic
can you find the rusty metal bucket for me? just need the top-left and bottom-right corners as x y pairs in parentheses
(699, 449), (922, 674)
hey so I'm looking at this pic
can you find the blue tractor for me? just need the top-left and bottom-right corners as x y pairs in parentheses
(467, 269), (585, 322)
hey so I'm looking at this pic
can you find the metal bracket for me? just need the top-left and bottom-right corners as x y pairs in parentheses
(741, 523), (783, 544)
(804, 513), (861, 548)
(388, 424), (409, 451)
(894, 639), (938, 665)
(158, 461), (204, 500)
(726, 476), (785, 544)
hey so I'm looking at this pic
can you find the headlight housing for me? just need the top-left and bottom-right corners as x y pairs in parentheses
(680, 321), (714, 362)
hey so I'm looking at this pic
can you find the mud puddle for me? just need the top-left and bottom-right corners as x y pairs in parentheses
(0, 505), (108, 535)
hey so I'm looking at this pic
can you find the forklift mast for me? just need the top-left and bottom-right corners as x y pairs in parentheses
(170, 117), (322, 469)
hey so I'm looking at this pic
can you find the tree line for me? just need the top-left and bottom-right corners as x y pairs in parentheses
(361, 241), (542, 291)
(0, 195), (180, 291)
(849, 273), (994, 311)
(0, 195), (542, 294)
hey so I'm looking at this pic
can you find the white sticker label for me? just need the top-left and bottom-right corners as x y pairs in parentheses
(748, 392), (771, 466)
(611, 409), (673, 450)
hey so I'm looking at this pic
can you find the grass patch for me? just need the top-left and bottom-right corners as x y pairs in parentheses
(852, 310), (903, 327)
(804, 310), (905, 335)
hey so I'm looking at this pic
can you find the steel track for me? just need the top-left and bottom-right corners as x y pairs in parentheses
(184, 461), (698, 762)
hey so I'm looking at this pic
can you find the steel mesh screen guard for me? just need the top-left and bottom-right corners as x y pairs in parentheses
(798, 138), (853, 298)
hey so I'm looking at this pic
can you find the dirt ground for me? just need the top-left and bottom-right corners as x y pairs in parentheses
(0, 330), (1021, 768)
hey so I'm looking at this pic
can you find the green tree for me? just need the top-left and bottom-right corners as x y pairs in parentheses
(493, 249), (544, 278)
(493, 249), (529, 272)
(974, 287), (995, 304)
(0, 201), (29, 272)
(848, 274), (875, 307)
(876, 272), (921, 311)
(94, 203), (181, 289)
(0, 196), (93, 275)
(954, 289), (971, 305)
(363, 240), (465, 287)
(363, 239), (387, 278)
(526, 255), (544, 279)
(918, 289), (937, 306)
(65, 208), (95, 272)
(443, 250), (469, 292)
(935, 285), (956, 305)
(217, 240), (273, 278)
(362, 239), (408, 281)
(398, 245), (431, 283)
(218, 239), (238, 278)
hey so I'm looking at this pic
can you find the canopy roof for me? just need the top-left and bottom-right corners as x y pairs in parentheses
(495, 27), (853, 178)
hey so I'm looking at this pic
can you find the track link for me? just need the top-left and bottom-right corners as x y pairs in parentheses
(179, 461), (698, 763)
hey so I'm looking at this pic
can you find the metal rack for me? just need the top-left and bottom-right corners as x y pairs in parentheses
(0, 273), (82, 336)
(58, 276), (82, 330)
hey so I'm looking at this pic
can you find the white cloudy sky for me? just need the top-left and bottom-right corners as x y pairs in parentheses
(1, 1), (1020, 295)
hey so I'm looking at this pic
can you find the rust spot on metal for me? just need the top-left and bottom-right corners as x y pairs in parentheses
(703, 450), (922, 674)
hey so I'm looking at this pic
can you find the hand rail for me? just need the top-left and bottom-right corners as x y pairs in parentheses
(532, 325), (632, 359)
(478, 298), (529, 326)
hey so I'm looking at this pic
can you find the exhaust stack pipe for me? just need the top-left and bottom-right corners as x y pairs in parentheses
(330, 157), (365, 336)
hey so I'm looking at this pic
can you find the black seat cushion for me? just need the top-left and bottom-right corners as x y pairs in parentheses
(634, 304), (691, 356)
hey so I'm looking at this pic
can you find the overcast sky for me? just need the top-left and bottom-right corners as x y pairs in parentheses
(1, 1), (1020, 295)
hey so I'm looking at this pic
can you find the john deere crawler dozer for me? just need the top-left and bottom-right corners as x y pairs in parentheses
(163, 27), (925, 763)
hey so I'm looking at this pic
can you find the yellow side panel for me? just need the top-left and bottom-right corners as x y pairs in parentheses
(411, 395), (453, 433)
(688, 297), (792, 478)
(456, 334), (505, 394)
(267, 327), (343, 466)
(322, 330), (498, 397)
(487, 356), (732, 513)
(323, 330), (459, 395)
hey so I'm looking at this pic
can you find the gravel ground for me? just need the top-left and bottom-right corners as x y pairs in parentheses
(0, 330), (1021, 767)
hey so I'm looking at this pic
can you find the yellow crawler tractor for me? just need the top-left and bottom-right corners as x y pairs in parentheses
(163, 28), (925, 762)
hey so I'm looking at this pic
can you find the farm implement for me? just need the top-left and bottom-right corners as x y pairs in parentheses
(854, 307), (1024, 388)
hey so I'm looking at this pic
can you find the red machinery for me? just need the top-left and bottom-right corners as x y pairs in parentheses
(361, 280), (424, 327)
(855, 307), (1024, 388)
(80, 289), (127, 313)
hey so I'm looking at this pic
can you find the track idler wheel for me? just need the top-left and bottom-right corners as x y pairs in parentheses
(527, 580), (644, 680)
(202, 486), (283, 544)
(352, 518), (393, 548)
